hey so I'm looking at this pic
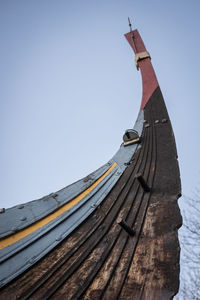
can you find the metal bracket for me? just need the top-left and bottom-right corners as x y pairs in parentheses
(135, 174), (151, 192)
(123, 137), (140, 147)
(117, 217), (135, 236)
(135, 51), (151, 70)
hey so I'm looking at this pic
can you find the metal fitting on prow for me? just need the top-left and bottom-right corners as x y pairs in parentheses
(136, 174), (151, 192)
(117, 217), (135, 236)
(135, 51), (151, 70)
(123, 129), (140, 147)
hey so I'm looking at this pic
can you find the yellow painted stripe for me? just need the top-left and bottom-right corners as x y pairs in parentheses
(0, 162), (117, 250)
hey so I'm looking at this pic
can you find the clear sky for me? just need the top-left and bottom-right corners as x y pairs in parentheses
(1, 0), (200, 208)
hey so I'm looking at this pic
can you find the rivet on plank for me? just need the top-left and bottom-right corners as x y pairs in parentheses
(162, 118), (167, 123)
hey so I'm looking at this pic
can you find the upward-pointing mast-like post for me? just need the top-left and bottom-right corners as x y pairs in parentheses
(127, 18), (138, 55)
(128, 17), (133, 32)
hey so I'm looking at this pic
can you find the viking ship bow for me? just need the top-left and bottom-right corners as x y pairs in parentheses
(0, 27), (182, 300)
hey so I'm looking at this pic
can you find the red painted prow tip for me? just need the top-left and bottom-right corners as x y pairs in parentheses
(124, 28), (159, 109)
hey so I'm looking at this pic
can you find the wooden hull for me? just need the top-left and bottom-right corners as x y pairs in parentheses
(0, 29), (182, 300)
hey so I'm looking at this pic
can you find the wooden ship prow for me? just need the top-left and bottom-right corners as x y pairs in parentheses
(0, 24), (182, 300)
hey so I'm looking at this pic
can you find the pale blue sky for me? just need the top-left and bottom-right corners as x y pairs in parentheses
(1, 0), (200, 208)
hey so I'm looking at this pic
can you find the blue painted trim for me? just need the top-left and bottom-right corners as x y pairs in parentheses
(0, 163), (111, 238)
(0, 110), (144, 288)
